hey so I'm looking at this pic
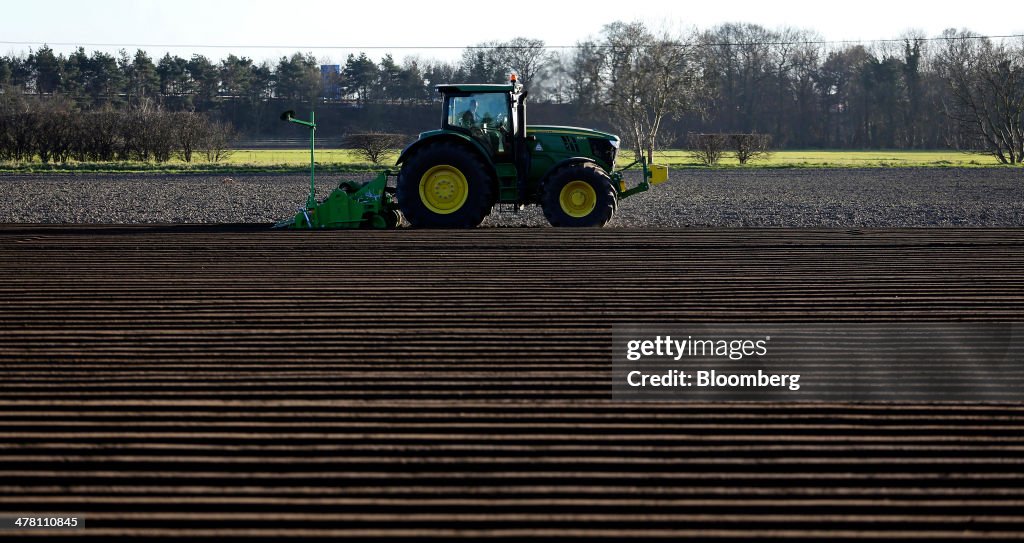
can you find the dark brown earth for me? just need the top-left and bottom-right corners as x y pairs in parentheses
(1, 167), (1022, 227)
(1, 226), (1023, 540)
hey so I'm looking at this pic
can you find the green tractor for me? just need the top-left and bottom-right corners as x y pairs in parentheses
(396, 75), (667, 227)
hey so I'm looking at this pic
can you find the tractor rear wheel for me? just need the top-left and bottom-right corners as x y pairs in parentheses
(541, 163), (617, 227)
(397, 142), (494, 228)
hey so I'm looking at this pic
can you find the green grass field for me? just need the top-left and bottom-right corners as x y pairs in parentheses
(225, 149), (370, 166)
(0, 149), (1011, 173)
(232, 149), (1007, 168)
(648, 150), (1005, 168)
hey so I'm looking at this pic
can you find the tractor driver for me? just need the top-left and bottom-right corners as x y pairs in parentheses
(460, 99), (480, 128)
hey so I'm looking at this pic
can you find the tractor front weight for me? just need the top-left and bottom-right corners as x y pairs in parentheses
(613, 155), (670, 200)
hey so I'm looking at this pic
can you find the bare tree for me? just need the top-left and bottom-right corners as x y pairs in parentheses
(0, 92), (35, 161)
(148, 110), (178, 163)
(174, 111), (207, 163)
(687, 133), (728, 166)
(200, 120), (236, 163)
(730, 133), (772, 164)
(114, 104), (177, 163)
(934, 30), (1024, 164)
(602, 22), (704, 163)
(35, 105), (76, 163)
(80, 110), (120, 162)
(495, 37), (551, 92)
(462, 37), (552, 94)
(342, 132), (408, 165)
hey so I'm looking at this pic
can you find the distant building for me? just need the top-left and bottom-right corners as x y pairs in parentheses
(321, 65), (341, 100)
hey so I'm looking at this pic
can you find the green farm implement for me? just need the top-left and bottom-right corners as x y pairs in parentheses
(274, 110), (400, 229)
(276, 75), (667, 229)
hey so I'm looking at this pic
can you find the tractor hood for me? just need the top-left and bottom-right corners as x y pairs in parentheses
(410, 126), (619, 143)
(527, 125), (620, 143)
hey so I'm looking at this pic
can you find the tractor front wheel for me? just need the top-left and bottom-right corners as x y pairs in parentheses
(541, 163), (617, 227)
(397, 142), (494, 228)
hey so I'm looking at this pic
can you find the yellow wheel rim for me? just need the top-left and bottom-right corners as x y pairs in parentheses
(559, 180), (597, 218)
(419, 165), (469, 215)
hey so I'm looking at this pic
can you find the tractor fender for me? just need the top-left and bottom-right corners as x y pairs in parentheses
(396, 133), (496, 173)
(538, 157), (606, 188)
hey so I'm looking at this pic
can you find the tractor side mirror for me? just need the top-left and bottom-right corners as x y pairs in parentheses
(280, 110), (295, 122)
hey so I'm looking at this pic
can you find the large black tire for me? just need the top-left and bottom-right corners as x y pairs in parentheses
(397, 142), (494, 228)
(541, 163), (617, 227)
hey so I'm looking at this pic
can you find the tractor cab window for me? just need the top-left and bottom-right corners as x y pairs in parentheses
(447, 93), (512, 156)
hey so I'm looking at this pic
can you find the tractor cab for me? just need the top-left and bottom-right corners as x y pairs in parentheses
(436, 81), (530, 203)
(444, 89), (513, 154)
(438, 79), (526, 147)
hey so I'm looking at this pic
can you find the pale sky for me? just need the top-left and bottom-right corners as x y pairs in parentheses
(1, 0), (1019, 64)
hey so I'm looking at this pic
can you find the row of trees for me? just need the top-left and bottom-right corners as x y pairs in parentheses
(1, 23), (1022, 163)
(555, 24), (1023, 163)
(0, 95), (233, 163)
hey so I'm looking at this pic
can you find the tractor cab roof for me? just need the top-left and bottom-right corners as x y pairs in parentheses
(435, 83), (518, 94)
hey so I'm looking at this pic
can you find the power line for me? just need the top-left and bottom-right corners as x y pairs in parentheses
(2, 33), (1024, 52)
(0, 41), (486, 50)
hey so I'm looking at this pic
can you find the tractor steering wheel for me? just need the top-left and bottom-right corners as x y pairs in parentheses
(491, 113), (510, 136)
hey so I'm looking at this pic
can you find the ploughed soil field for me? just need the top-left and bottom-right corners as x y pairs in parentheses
(0, 167), (1022, 227)
(1, 225), (1023, 540)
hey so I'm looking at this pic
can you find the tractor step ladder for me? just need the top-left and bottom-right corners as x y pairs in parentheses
(496, 163), (519, 201)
